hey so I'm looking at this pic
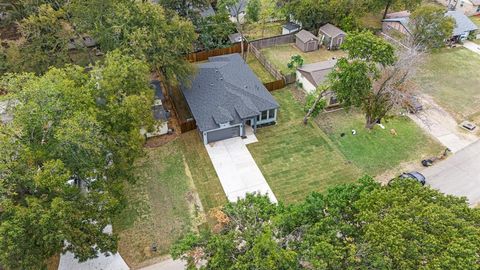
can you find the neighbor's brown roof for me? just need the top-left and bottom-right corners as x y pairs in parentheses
(295, 30), (318, 43)
(318, 23), (346, 38)
(297, 60), (337, 87)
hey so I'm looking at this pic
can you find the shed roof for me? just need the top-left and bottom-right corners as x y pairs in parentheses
(297, 60), (337, 87)
(446, 11), (478, 36)
(228, 33), (243, 43)
(318, 23), (346, 38)
(295, 30), (318, 43)
(180, 54), (279, 132)
(283, 22), (301, 31)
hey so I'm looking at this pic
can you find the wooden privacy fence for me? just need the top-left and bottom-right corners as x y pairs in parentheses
(186, 42), (247, 62)
(249, 33), (297, 49)
(249, 32), (299, 85)
(264, 79), (286, 91)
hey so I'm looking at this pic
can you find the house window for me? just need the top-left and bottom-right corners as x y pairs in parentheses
(477, 5), (480, 12)
(268, 109), (275, 119)
(261, 110), (268, 120)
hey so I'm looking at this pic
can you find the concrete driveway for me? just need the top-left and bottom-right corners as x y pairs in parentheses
(205, 132), (277, 203)
(463, 41), (480, 56)
(422, 139), (480, 207)
(408, 95), (477, 153)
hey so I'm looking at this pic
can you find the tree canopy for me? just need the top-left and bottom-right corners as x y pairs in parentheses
(329, 31), (419, 129)
(410, 4), (455, 49)
(172, 177), (480, 269)
(0, 50), (154, 269)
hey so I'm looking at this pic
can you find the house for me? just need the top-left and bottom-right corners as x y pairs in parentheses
(228, 33), (243, 43)
(228, 0), (248, 24)
(140, 80), (170, 138)
(446, 10), (479, 41)
(282, 22), (301, 35)
(180, 54), (279, 144)
(296, 60), (339, 106)
(295, 30), (319, 52)
(382, 11), (412, 36)
(318, 23), (347, 50)
(382, 10), (478, 42)
(435, 0), (480, 16)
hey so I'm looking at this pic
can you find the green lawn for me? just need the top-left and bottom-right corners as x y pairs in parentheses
(471, 16), (480, 28)
(178, 131), (227, 212)
(261, 44), (346, 74)
(315, 110), (444, 176)
(244, 21), (284, 41)
(113, 139), (194, 267)
(414, 47), (480, 120)
(248, 88), (362, 203)
(246, 53), (276, 83)
(113, 132), (225, 268)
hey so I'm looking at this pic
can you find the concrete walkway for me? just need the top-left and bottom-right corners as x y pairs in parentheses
(139, 258), (185, 270)
(58, 225), (130, 270)
(408, 95), (478, 153)
(422, 139), (480, 207)
(463, 41), (480, 55)
(205, 129), (277, 203)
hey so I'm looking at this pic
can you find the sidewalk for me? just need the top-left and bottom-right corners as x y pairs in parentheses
(463, 41), (480, 56)
(408, 95), (478, 153)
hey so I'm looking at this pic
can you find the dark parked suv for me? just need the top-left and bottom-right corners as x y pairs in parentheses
(389, 171), (426, 186)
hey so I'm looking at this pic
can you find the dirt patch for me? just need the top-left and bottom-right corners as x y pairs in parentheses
(144, 133), (178, 148)
(290, 85), (307, 105)
(183, 157), (206, 230)
(0, 24), (20, 40)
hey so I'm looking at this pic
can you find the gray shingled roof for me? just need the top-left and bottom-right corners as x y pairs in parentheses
(297, 60), (337, 87)
(283, 22), (301, 31)
(318, 23), (346, 38)
(180, 54), (279, 132)
(295, 30), (318, 43)
(446, 11), (478, 36)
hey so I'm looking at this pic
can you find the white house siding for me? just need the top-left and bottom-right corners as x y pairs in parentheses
(296, 70), (317, 93)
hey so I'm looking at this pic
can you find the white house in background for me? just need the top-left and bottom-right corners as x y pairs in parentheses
(140, 80), (171, 139)
(436, 0), (480, 16)
(228, 0), (248, 24)
(296, 59), (340, 106)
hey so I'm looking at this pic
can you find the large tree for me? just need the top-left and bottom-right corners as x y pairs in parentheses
(172, 177), (480, 269)
(410, 4), (455, 49)
(68, 0), (197, 84)
(329, 31), (419, 129)
(369, 0), (422, 19)
(196, 12), (236, 50)
(0, 50), (154, 269)
(7, 4), (71, 74)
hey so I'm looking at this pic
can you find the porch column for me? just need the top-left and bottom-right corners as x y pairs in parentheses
(253, 117), (257, 133)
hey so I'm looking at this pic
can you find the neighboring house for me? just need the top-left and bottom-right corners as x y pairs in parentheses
(228, 0), (248, 24)
(446, 10), (479, 40)
(296, 60), (339, 106)
(436, 0), (480, 16)
(382, 10), (478, 42)
(140, 80), (170, 138)
(228, 33), (243, 43)
(180, 53), (279, 144)
(282, 22), (301, 35)
(382, 11), (412, 36)
(318, 23), (347, 50)
(295, 30), (319, 52)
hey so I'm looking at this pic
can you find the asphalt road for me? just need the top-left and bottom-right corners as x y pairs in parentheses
(422, 139), (480, 207)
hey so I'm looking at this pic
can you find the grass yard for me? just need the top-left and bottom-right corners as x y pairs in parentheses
(315, 110), (444, 176)
(414, 47), (480, 120)
(114, 132), (225, 268)
(248, 88), (362, 203)
(244, 21), (284, 41)
(246, 53), (276, 83)
(178, 131), (227, 212)
(261, 44), (346, 74)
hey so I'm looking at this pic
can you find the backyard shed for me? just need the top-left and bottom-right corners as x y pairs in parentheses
(318, 23), (346, 50)
(282, 22), (301, 35)
(295, 30), (319, 52)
